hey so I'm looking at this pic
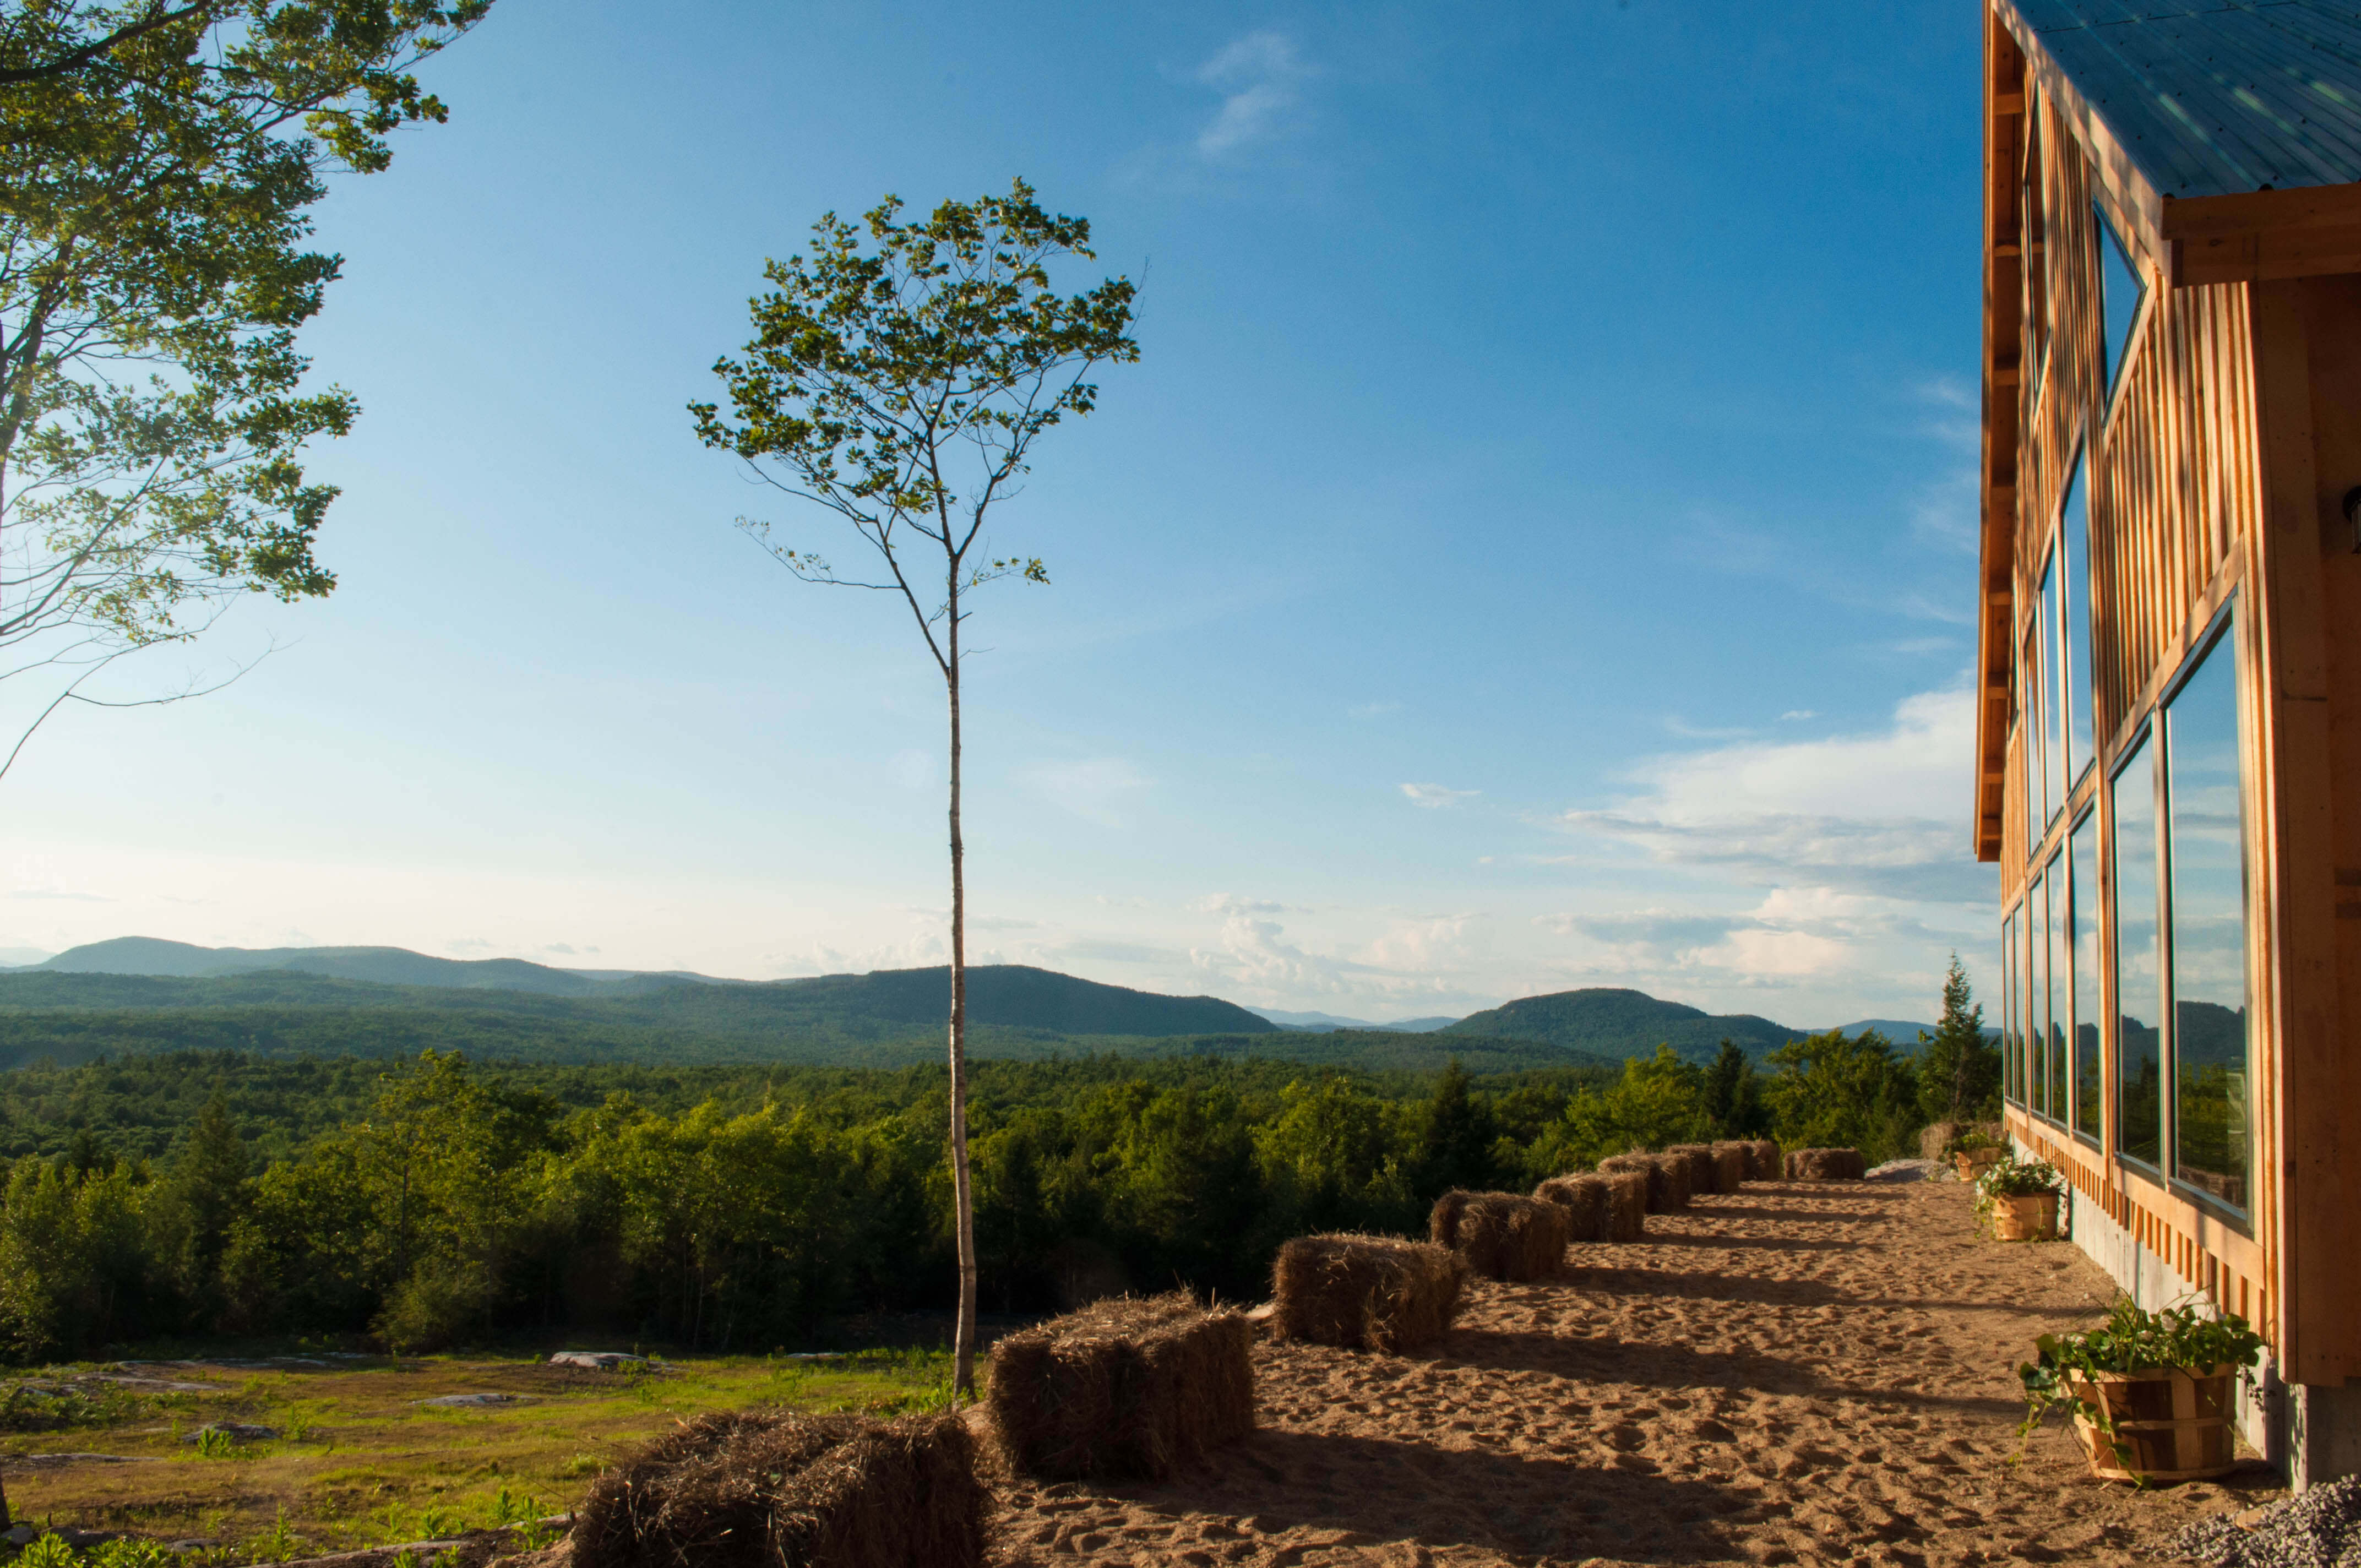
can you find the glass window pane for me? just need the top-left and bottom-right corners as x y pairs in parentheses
(2002, 910), (2021, 1106)
(2063, 454), (2093, 783)
(2166, 633), (2250, 1210)
(2071, 813), (2102, 1140)
(2022, 625), (2044, 847)
(2045, 863), (2066, 1121)
(2038, 551), (2062, 829)
(2098, 209), (2146, 393)
(2114, 732), (2162, 1168)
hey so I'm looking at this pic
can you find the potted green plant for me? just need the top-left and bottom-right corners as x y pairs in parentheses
(1951, 1130), (2006, 1182)
(2019, 1299), (2264, 1483)
(1974, 1153), (2065, 1241)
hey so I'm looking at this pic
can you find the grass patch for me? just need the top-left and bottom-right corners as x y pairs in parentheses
(0, 1349), (955, 1558)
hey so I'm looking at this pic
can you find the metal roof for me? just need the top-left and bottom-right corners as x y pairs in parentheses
(2008, 0), (2361, 198)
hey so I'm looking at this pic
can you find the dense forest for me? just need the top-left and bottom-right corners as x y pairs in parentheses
(0, 1011), (1991, 1364)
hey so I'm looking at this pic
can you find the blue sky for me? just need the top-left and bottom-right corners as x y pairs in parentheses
(1, 0), (1998, 1026)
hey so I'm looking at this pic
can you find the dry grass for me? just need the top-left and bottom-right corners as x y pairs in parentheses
(571, 1406), (983, 1568)
(1269, 1235), (1466, 1354)
(1597, 1152), (1690, 1212)
(1662, 1145), (1721, 1196)
(0, 1349), (951, 1559)
(1427, 1192), (1567, 1282)
(1531, 1175), (1608, 1242)
(984, 1293), (1253, 1482)
(1785, 1146), (1868, 1180)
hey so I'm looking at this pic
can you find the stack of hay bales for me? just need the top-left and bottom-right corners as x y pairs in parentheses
(1596, 1170), (1649, 1239)
(1535, 1172), (1646, 1244)
(986, 1292), (1254, 1481)
(1713, 1139), (1774, 1183)
(1702, 1142), (1749, 1191)
(1270, 1234), (1466, 1353)
(1429, 1190), (1569, 1281)
(572, 1407), (985, 1568)
(1784, 1146), (1868, 1182)
(1662, 1144), (1722, 1196)
(1598, 1152), (1690, 1212)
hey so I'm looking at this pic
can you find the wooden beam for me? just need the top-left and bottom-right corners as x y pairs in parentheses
(2165, 182), (2361, 287)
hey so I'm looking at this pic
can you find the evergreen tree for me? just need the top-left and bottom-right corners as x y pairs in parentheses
(1917, 954), (1999, 1123)
(1702, 1038), (1767, 1138)
(1416, 1058), (1498, 1196)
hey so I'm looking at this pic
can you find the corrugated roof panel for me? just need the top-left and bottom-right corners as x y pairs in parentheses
(2004, 0), (2361, 197)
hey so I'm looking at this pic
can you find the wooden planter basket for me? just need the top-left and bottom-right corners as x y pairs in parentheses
(2066, 1365), (2240, 1483)
(1988, 1192), (2058, 1242)
(1954, 1147), (2004, 1181)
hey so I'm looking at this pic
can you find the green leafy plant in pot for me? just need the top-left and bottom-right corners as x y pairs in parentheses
(1974, 1153), (2065, 1240)
(2019, 1298), (2264, 1483)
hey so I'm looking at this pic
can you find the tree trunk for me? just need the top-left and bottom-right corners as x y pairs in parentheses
(946, 580), (979, 1401)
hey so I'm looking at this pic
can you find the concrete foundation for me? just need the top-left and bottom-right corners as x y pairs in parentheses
(2018, 1141), (2361, 1488)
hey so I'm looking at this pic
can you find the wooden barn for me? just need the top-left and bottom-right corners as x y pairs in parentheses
(1974, 0), (2361, 1487)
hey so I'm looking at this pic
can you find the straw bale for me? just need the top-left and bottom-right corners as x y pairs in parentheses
(1663, 1144), (1721, 1196)
(1598, 1171), (1649, 1241)
(1733, 1139), (1779, 1180)
(1706, 1143), (1748, 1191)
(1429, 1190), (1569, 1281)
(1533, 1174), (1610, 1242)
(1783, 1146), (1868, 1182)
(985, 1291), (1253, 1482)
(1598, 1152), (1689, 1212)
(1270, 1233), (1466, 1353)
(571, 1407), (984, 1568)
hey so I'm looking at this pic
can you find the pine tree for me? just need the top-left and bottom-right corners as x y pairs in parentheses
(1916, 954), (1999, 1123)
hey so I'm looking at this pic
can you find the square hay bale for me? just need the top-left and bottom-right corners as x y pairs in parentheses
(1663, 1144), (1721, 1195)
(985, 1291), (1253, 1481)
(1598, 1171), (1649, 1240)
(1704, 1142), (1750, 1191)
(571, 1406), (984, 1568)
(1429, 1190), (1569, 1281)
(1598, 1152), (1690, 1212)
(1271, 1233), (1466, 1353)
(1784, 1146), (1868, 1182)
(1745, 1139), (1781, 1179)
(1533, 1174), (1611, 1240)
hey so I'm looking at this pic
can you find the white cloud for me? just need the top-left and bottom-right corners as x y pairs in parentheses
(1779, 709), (1817, 722)
(1018, 757), (1148, 826)
(1400, 782), (1478, 809)
(1561, 684), (1985, 902)
(1195, 30), (1312, 157)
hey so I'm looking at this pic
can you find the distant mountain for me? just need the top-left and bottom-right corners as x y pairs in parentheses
(0, 948), (52, 970)
(30, 937), (728, 996)
(1816, 1017), (1939, 1043)
(1248, 1008), (1461, 1034)
(1444, 988), (1812, 1064)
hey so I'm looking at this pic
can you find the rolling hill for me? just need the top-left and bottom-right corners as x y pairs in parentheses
(1445, 988), (1810, 1063)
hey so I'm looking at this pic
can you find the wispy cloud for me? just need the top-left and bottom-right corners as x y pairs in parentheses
(1195, 30), (1313, 157)
(1400, 782), (1478, 809)
(1779, 709), (1817, 722)
(1349, 700), (1402, 718)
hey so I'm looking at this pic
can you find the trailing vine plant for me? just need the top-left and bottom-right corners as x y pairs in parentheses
(2017, 1297), (2266, 1473)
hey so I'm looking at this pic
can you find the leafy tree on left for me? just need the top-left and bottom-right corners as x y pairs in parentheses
(0, 0), (493, 765)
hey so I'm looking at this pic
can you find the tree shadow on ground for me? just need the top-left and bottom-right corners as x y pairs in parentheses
(1024, 1427), (1749, 1566)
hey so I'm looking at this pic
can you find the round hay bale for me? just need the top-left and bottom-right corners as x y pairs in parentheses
(1429, 1190), (1568, 1281)
(985, 1291), (1254, 1482)
(1598, 1152), (1689, 1212)
(1597, 1170), (1649, 1241)
(1533, 1174), (1611, 1242)
(1783, 1146), (1868, 1182)
(572, 1406), (985, 1568)
(1663, 1144), (1721, 1196)
(1271, 1233), (1465, 1353)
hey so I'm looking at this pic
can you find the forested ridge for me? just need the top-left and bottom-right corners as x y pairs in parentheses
(0, 1023), (1972, 1364)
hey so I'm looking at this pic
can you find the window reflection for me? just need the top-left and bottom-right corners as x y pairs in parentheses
(2001, 910), (2020, 1106)
(2166, 633), (2249, 1210)
(2113, 732), (2162, 1168)
(2062, 455), (2092, 786)
(2044, 861), (2065, 1122)
(2098, 209), (2146, 394)
(2071, 813), (2101, 1141)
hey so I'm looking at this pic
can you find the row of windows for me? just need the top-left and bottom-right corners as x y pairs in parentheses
(2000, 612), (2253, 1218)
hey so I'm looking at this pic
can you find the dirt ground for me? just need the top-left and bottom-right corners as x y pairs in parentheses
(991, 1179), (2282, 1567)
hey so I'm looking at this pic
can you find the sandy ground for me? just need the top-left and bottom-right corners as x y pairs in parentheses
(991, 1179), (2284, 1567)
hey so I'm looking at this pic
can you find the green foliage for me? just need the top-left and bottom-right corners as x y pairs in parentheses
(1761, 1028), (1922, 1165)
(1445, 989), (1802, 1064)
(17, 1534), (77, 1568)
(1916, 955), (2000, 1123)
(0, 0), (492, 715)
(2019, 1298), (2266, 1455)
(1975, 1152), (2065, 1200)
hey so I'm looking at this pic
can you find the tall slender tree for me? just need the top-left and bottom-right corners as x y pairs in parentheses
(691, 179), (1138, 1397)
